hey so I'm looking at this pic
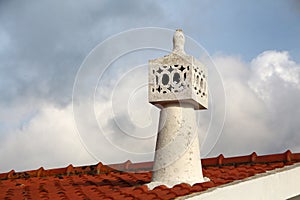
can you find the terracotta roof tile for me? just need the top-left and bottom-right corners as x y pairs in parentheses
(1, 151), (300, 199)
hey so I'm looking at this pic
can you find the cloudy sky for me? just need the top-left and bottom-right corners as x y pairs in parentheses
(0, 0), (300, 172)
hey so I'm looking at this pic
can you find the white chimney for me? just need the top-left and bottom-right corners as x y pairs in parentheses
(147, 29), (208, 189)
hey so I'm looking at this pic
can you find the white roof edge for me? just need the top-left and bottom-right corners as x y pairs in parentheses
(178, 163), (300, 200)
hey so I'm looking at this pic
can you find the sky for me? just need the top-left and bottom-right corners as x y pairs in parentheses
(0, 0), (300, 172)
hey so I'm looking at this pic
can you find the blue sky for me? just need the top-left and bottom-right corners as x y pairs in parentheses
(0, 0), (299, 172)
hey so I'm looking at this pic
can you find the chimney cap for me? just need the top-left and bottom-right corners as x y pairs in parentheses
(148, 29), (208, 110)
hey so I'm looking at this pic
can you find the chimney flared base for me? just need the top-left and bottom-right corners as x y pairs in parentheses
(148, 103), (207, 189)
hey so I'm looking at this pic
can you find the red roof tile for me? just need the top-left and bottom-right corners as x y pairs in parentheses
(0, 151), (300, 199)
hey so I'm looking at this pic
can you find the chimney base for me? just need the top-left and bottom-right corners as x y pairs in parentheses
(147, 177), (210, 190)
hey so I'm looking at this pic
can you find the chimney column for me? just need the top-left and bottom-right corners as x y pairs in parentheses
(148, 30), (209, 188)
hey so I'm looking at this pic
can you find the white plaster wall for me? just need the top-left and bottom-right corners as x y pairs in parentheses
(181, 163), (300, 200)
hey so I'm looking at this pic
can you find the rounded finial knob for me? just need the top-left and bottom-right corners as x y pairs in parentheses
(173, 29), (185, 53)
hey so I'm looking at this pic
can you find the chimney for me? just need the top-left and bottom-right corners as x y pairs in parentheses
(147, 29), (208, 189)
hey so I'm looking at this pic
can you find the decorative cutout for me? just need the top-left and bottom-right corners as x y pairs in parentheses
(150, 64), (207, 100)
(151, 65), (189, 94)
(173, 72), (180, 84)
(168, 66), (174, 73)
(157, 68), (163, 74)
(192, 65), (207, 98)
(162, 74), (169, 85)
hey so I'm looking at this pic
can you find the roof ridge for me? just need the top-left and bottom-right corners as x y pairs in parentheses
(0, 150), (299, 180)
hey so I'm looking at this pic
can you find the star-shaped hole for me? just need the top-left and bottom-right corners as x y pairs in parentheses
(157, 68), (163, 74)
(179, 65), (185, 72)
(168, 66), (174, 73)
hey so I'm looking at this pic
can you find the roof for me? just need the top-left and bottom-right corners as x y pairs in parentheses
(0, 150), (299, 200)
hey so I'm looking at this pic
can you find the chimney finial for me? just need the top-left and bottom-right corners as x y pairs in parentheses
(173, 29), (185, 53)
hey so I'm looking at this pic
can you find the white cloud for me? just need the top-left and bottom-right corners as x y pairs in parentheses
(249, 51), (300, 101)
(0, 104), (95, 173)
(210, 51), (300, 156)
(0, 50), (299, 172)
